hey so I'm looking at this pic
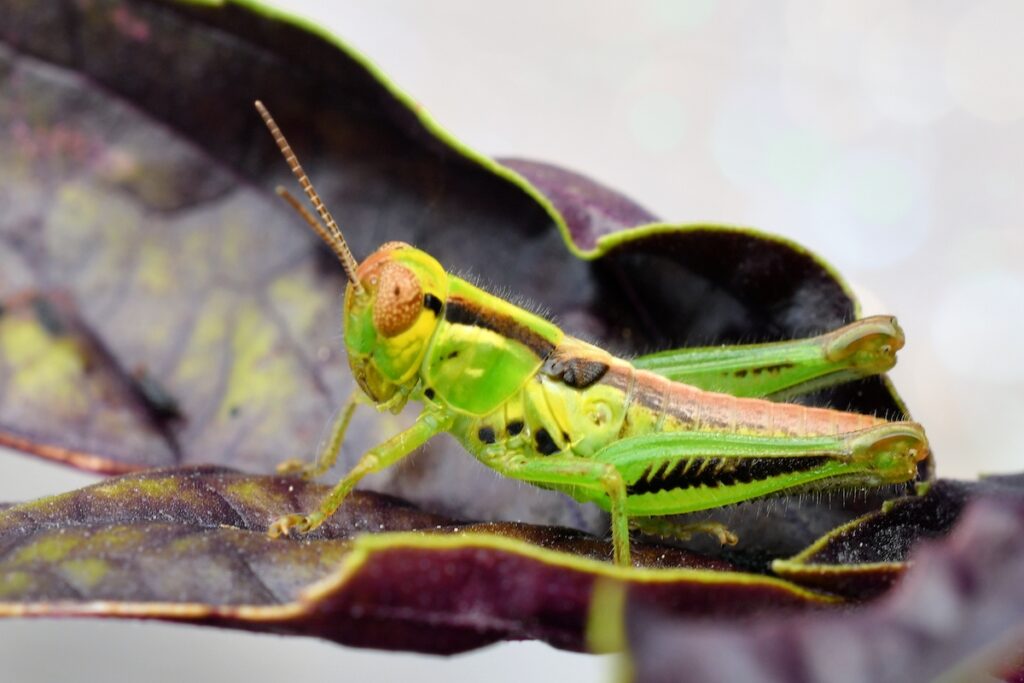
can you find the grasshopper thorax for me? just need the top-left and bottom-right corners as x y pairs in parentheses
(344, 242), (448, 405)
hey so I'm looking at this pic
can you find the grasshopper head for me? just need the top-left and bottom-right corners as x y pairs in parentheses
(343, 243), (448, 405)
(254, 102), (447, 405)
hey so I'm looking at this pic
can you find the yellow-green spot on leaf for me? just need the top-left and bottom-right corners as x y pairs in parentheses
(269, 272), (330, 339)
(132, 477), (180, 499)
(223, 479), (289, 513)
(138, 242), (174, 294)
(182, 228), (214, 282)
(46, 181), (139, 281)
(218, 303), (298, 423)
(80, 525), (150, 551)
(61, 557), (110, 589)
(48, 182), (99, 241)
(12, 532), (83, 564)
(6, 490), (80, 519)
(88, 482), (121, 498)
(0, 318), (87, 411)
(220, 215), (251, 275)
(0, 571), (34, 598)
(90, 476), (180, 502)
(175, 293), (231, 385)
(165, 529), (248, 557)
(168, 534), (206, 555)
(192, 296), (230, 346)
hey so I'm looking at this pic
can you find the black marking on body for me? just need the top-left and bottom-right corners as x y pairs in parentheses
(423, 293), (443, 316)
(445, 350), (460, 360)
(478, 426), (496, 444)
(424, 387), (435, 400)
(542, 354), (610, 389)
(627, 456), (831, 495)
(535, 428), (559, 455)
(507, 420), (524, 436)
(444, 296), (554, 359)
(733, 362), (796, 378)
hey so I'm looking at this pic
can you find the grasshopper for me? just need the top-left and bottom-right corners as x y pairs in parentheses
(255, 102), (928, 566)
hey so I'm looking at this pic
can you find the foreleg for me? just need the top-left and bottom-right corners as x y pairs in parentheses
(276, 390), (360, 479)
(269, 411), (451, 537)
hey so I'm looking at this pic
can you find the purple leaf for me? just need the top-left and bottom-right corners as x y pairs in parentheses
(0, 467), (840, 655)
(628, 478), (1024, 683)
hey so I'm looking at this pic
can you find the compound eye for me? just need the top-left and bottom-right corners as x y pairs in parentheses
(373, 262), (422, 337)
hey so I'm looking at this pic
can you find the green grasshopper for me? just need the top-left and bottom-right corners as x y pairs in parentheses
(255, 102), (928, 567)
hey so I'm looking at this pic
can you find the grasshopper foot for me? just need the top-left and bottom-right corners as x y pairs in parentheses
(706, 523), (739, 546)
(631, 517), (739, 546)
(276, 458), (322, 480)
(267, 512), (324, 538)
(276, 455), (335, 481)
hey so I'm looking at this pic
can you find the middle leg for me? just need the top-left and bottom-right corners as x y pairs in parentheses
(490, 454), (633, 567)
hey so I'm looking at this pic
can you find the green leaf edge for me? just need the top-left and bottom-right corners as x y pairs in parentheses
(771, 492), (917, 577)
(325, 531), (843, 597)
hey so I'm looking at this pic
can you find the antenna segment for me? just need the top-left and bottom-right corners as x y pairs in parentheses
(254, 100), (364, 295)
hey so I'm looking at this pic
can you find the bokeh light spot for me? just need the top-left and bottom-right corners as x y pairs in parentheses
(931, 270), (1024, 383)
(946, 0), (1024, 122)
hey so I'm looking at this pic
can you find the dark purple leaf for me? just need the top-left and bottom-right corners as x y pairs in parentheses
(772, 477), (1024, 600)
(497, 158), (659, 249)
(0, 467), (840, 655)
(628, 477), (1024, 683)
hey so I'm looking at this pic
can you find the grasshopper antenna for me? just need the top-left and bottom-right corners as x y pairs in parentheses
(254, 100), (365, 296)
(274, 185), (351, 264)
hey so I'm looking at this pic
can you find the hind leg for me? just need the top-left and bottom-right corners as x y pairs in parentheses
(634, 316), (904, 400)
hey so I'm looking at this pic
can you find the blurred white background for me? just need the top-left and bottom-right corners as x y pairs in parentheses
(2, 0), (1022, 680)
